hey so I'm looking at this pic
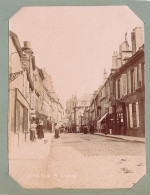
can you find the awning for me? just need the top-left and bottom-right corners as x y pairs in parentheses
(35, 111), (48, 120)
(97, 113), (108, 124)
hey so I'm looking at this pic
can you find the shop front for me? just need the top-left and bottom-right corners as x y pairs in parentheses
(15, 88), (30, 145)
(35, 111), (48, 130)
(97, 112), (108, 133)
(9, 88), (30, 154)
(115, 102), (127, 135)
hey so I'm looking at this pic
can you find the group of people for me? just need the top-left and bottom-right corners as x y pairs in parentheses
(30, 118), (44, 142)
(82, 123), (95, 134)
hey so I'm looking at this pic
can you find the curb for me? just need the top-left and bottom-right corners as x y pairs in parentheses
(94, 133), (145, 143)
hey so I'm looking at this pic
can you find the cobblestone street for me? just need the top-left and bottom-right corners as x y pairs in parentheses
(9, 133), (145, 189)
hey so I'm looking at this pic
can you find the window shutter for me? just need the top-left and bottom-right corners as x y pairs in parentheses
(136, 102), (139, 127)
(129, 104), (133, 128)
(139, 63), (142, 88)
(128, 71), (131, 94)
(135, 67), (137, 90)
(122, 74), (127, 96)
(120, 77), (122, 98)
(116, 80), (118, 99)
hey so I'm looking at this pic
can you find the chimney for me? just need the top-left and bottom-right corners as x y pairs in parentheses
(131, 27), (143, 55)
(23, 41), (31, 48)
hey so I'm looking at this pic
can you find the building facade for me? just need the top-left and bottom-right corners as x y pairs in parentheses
(83, 27), (145, 137)
(9, 32), (35, 153)
(9, 31), (64, 154)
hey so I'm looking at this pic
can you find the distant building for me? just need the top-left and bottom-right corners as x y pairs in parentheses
(66, 93), (92, 131)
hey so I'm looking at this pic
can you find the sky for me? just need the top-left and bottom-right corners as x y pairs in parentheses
(9, 6), (144, 105)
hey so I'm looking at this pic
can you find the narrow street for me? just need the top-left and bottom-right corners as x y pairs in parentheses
(44, 133), (145, 189)
(10, 133), (145, 189)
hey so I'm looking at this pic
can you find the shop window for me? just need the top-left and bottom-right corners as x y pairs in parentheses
(23, 107), (28, 133)
(16, 100), (24, 133)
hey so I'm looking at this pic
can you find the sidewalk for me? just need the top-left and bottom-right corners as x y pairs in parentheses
(94, 132), (145, 143)
(9, 132), (54, 160)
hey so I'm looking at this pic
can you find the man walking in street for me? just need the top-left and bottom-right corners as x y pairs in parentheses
(90, 123), (95, 134)
(54, 123), (60, 138)
(30, 118), (37, 142)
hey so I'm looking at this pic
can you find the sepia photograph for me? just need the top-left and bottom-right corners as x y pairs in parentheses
(8, 6), (145, 189)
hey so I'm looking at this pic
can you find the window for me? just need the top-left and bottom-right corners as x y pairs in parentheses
(116, 80), (118, 99)
(131, 69), (135, 92)
(135, 67), (138, 90)
(128, 71), (131, 94)
(142, 62), (145, 86)
(138, 63), (142, 88)
(122, 74), (127, 96)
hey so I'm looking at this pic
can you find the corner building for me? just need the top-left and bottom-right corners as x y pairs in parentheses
(112, 27), (145, 137)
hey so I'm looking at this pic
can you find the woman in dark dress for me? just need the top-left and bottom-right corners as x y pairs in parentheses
(37, 121), (44, 139)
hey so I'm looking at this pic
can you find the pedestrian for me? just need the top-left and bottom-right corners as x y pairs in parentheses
(37, 120), (44, 139)
(90, 123), (94, 134)
(104, 121), (108, 135)
(36, 121), (40, 139)
(65, 125), (68, 133)
(30, 118), (37, 142)
(83, 125), (88, 134)
(54, 123), (60, 138)
(40, 120), (44, 138)
(101, 123), (104, 133)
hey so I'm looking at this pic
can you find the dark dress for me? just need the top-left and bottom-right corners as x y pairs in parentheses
(83, 126), (88, 134)
(54, 126), (59, 138)
(89, 124), (94, 134)
(37, 124), (44, 139)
